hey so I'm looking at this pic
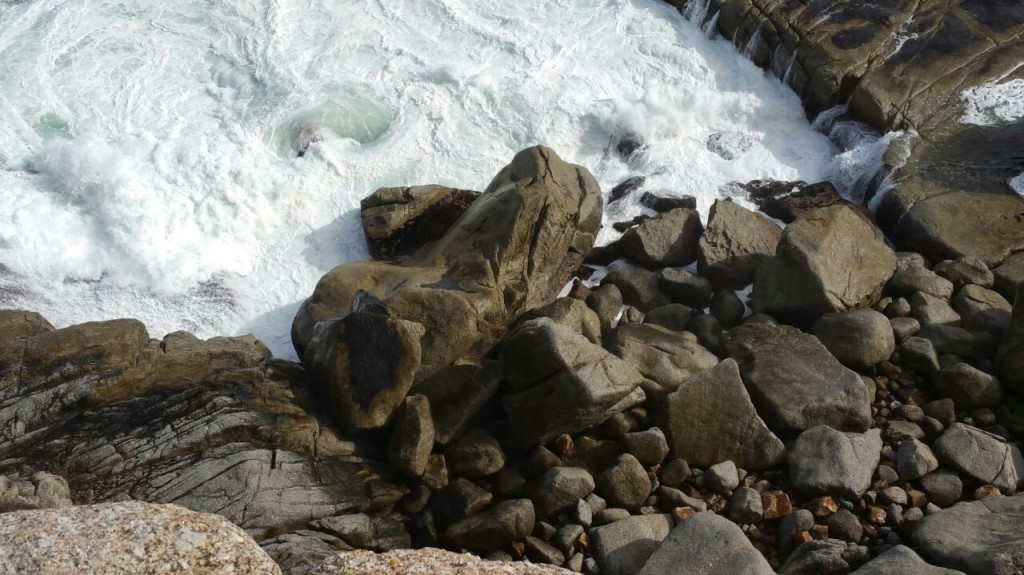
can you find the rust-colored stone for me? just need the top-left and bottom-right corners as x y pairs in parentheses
(811, 524), (829, 540)
(673, 507), (697, 523)
(906, 488), (928, 508)
(869, 506), (887, 525)
(976, 485), (1002, 500)
(761, 490), (792, 520)
(809, 496), (839, 518)
(552, 434), (574, 459)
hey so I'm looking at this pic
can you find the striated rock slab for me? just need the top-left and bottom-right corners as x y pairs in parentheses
(0, 501), (281, 575)
(293, 147), (602, 430)
(913, 495), (1024, 575)
(0, 313), (403, 544)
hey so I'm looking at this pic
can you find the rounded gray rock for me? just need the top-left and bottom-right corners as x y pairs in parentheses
(813, 308), (896, 370)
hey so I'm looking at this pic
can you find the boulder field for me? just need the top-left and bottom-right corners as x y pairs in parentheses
(3, 2), (1024, 573)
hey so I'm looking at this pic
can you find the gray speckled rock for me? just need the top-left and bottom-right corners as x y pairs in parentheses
(660, 359), (785, 471)
(590, 514), (673, 575)
(725, 322), (872, 433)
(789, 426), (882, 499)
(0, 501), (281, 575)
(638, 512), (774, 575)
(934, 424), (1024, 494)
(315, 549), (573, 575)
(850, 545), (964, 575)
(913, 495), (1024, 575)
(444, 499), (535, 553)
(813, 309), (895, 370)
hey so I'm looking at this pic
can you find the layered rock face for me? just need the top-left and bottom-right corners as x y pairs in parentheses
(666, 0), (1024, 269)
(293, 146), (602, 432)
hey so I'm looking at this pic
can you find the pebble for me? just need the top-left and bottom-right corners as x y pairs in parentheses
(705, 460), (739, 494)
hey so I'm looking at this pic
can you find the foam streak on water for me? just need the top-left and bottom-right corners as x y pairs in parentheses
(1, 0), (857, 357)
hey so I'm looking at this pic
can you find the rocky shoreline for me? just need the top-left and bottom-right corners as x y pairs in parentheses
(2, 2), (1024, 575)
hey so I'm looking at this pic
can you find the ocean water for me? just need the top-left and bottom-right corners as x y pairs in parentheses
(0, 0), (885, 358)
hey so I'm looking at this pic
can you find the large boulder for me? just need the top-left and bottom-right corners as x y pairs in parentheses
(812, 308), (895, 370)
(618, 207), (703, 269)
(606, 323), (718, 395)
(360, 185), (480, 260)
(752, 205), (897, 325)
(638, 512), (775, 575)
(293, 147), (603, 429)
(850, 546), (965, 575)
(589, 514), (673, 575)
(724, 322), (872, 432)
(697, 199), (782, 289)
(501, 318), (645, 447)
(913, 495), (1024, 575)
(0, 501), (281, 575)
(660, 359), (785, 471)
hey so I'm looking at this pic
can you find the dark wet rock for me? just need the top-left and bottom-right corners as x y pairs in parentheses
(360, 185), (480, 260)
(293, 147), (602, 425)
(826, 508), (864, 543)
(589, 514), (673, 575)
(660, 359), (784, 471)
(813, 309), (895, 370)
(697, 199), (782, 289)
(743, 180), (856, 224)
(606, 323), (718, 394)
(604, 268), (671, 312)
(753, 205), (897, 325)
(502, 318), (645, 447)
(913, 495), (1024, 575)
(687, 314), (723, 355)
(431, 478), (493, 526)
(850, 545), (965, 575)
(586, 284), (624, 332)
(638, 512), (774, 575)
(658, 268), (713, 309)
(725, 322), (872, 432)
(996, 284), (1024, 395)
(613, 134), (648, 161)
(388, 394), (435, 478)
(608, 176), (647, 204)
(619, 208), (703, 269)
(444, 499), (535, 553)
(639, 192), (697, 214)
(789, 426), (882, 499)
(0, 502), (282, 575)
(933, 424), (1023, 494)
(710, 289), (745, 328)
(706, 131), (755, 160)
(994, 253), (1024, 301)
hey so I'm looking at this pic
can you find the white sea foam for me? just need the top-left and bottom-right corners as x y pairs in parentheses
(1011, 173), (1024, 196)
(0, 0), (877, 358)
(961, 78), (1024, 125)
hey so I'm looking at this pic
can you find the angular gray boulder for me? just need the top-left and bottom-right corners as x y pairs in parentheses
(789, 426), (882, 500)
(619, 207), (703, 269)
(589, 514), (673, 575)
(293, 146), (602, 428)
(697, 199), (782, 289)
(0, 502), (281, 575)
(933, 424), (1024, 494)
(606, 323), (718, 394)
(660, 359), (785, 471)
(638, 512), (774, 575)
(502, 318), (645, 447)
(849, 545), (964, 575)
(444, 499), (536, 553)
(725, 322), (872, 432)
(913, 495), (1024, 575)
(752, 205), (897, 325)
